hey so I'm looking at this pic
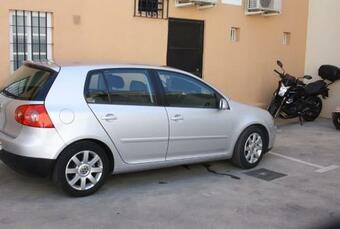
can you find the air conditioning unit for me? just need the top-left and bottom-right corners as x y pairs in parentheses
(175, 0), (218, 9)
(246, 0), (281, 16)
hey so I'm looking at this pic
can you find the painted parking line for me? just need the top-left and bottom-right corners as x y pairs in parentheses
(269, 152), (339, 173)
(315, 165), (340, 173)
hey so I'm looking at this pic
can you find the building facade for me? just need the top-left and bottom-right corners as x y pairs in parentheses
(0, 0), (309, 107)
(305, 0), (340, 117)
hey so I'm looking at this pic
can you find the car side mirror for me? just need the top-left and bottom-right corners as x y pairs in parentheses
(219, 99), (229, 110)
(304, 75), (313, 80)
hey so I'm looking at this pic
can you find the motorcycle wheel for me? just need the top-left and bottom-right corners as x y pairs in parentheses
(333, 112), (340, 130)
(303, 96), (322, 122)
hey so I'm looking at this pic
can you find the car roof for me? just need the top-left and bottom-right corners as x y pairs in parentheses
(25, 61), (193, 76)
(25, 61), (229, 101)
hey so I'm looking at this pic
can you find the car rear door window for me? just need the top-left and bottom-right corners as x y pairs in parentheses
(85, 69), (157, 106)
(157, 70), (218, 108)
(85, 72), (110, 104)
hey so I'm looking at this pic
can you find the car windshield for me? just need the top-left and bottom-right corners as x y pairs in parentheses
(0, 64), (56, 101)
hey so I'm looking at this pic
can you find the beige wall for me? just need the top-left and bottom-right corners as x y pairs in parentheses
(305, 0), (340, 117)
(0, 0), (309, 107)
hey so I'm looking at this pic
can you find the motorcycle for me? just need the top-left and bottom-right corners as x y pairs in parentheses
(333, 107), (340, 130)
(268, 60), (340, 124)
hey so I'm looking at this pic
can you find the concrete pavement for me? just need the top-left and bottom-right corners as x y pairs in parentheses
(0, 119), (339, 229)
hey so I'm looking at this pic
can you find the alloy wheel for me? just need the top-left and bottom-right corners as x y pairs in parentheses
(244, 133), (263, 164)
(65, 151), (103, 191)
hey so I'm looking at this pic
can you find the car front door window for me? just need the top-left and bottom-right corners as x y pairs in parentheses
(158, 71), (218, 109)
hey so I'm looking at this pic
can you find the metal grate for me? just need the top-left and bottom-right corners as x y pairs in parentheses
(9, 10), (53, 71)
(134, 0), (169, 19)
(244, 168), (287, 181)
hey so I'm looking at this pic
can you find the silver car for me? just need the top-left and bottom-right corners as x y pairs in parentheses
(0, 62), (276, 196)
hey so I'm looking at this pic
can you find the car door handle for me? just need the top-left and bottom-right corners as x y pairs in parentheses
(170, 114), (184, 121)
(102, 114), (117, 121)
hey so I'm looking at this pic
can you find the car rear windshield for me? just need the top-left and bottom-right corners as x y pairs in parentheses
(0, 64), (57, 101)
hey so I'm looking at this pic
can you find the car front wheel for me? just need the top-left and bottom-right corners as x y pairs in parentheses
(53, 141), (110, 197)
(232, 126), (268, 169)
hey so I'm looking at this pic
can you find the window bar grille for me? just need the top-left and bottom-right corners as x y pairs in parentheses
(31, 11), (34, 61)
(45, 12), (48, 61)
(38, 11), (41, 60)
(14, 10), (19, 70)
(161, 0), (164, 18)
(134, 0), (168, 19)
(166, 0), (169, 18)
(11, 10), (53, 71)
(23, 10), (27, 61)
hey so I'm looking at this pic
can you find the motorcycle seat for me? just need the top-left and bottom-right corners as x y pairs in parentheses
(305, 80), (327, 95)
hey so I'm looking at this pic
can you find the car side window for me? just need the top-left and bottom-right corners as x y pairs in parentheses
(103, 69), (157, 106)
(157, 71), (218, 109)
(85, 72), (110, 104)
(85, 69), (157, 106)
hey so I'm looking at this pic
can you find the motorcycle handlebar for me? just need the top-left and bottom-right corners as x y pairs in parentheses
(274, 70), (283, 78)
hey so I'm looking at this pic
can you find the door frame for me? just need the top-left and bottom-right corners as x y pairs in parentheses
(84, 67), (170, 164)
(150, 69), (230, 160)
(166, 18), (205, 78)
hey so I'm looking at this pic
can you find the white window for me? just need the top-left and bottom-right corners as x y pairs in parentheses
(9, 10), (53, 71)
(283, 32), (291, 45)
(230, 27), (240, 42)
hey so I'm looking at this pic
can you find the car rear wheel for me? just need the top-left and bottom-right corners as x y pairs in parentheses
(53, 141), (110, 197)
(232, 126), (268, 169)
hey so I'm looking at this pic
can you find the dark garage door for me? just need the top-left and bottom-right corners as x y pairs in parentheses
(167, 18), (204, 78)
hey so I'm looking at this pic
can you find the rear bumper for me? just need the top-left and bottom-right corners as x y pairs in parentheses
(0, 127), (65, 160)
(0, 149), (55, 177)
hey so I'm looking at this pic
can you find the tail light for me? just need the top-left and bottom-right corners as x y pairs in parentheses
(15, 105), (54, 128)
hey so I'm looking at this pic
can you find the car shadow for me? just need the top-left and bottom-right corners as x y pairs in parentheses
(0, 160), (242, 198)
(102, 161), (242, 194)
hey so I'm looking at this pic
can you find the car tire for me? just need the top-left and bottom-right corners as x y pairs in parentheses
(232, 126), (268, 169)
(53, 141), (110, 197)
